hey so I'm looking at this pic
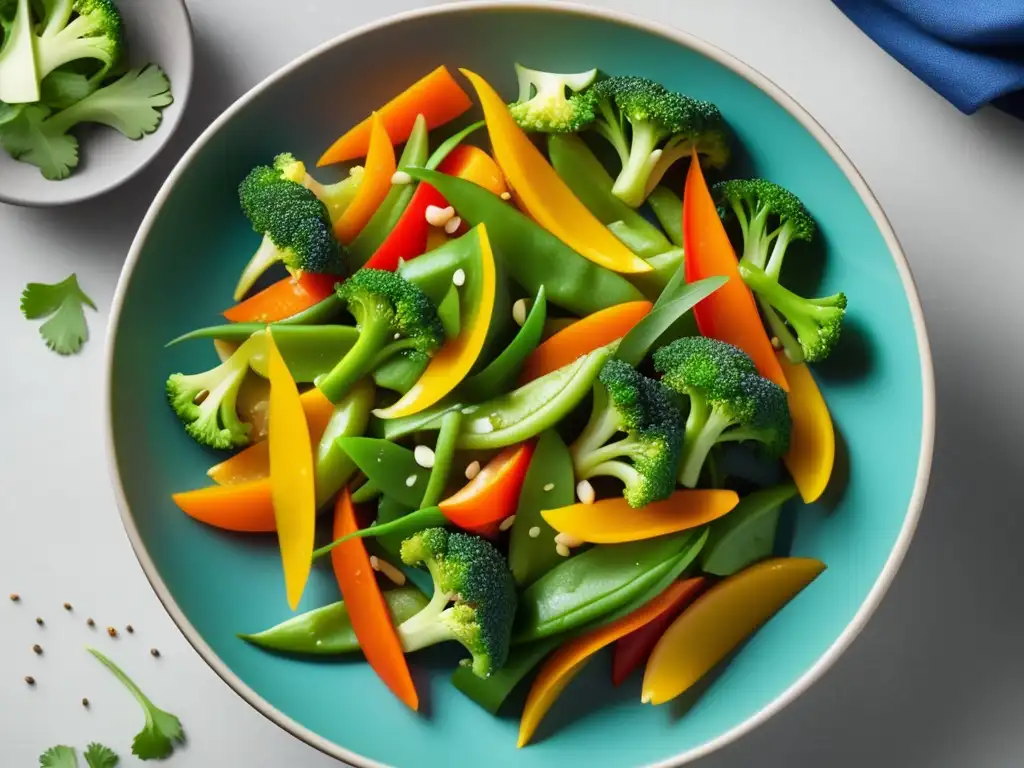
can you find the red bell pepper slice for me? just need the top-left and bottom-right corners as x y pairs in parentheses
(683, 150), (788, 390)
(222, 273), (338, 323)
(610, 577), (706, 686)
(363, 182), (449, 272)
(439, 442), (535, 537)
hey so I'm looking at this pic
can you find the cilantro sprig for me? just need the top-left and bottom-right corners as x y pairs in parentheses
(87, 647), (184, 760)
(39, 745), (78, 768)
(20, 273), (97, 355)
(83, 743), (119, 768)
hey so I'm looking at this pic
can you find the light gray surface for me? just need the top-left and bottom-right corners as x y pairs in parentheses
(1, 0), (1021, 765)
(0, 0), (194, 207)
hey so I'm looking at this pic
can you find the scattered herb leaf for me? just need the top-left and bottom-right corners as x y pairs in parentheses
(86, 647), (184, 761)
(20, 274), (97, 356)
(39, 745), (77, 768)
(83, 743), (119, 768)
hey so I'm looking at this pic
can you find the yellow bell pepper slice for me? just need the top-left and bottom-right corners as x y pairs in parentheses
(374, 223), (496, 419)
(778, 352), (835, 503)
(518, 579), (700, 747)
(334, 112), (396, 244)
(541, 490), (738, 544)
(207, 388), (336, 485)
(267, 331), (317, 610)
(461, 69), (651, 275)
(641, 557), (826, 705)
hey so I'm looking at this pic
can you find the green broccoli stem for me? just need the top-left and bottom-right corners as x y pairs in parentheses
(569, 386), (620, 472)
(594, 100), (630, 166)
(576, 437), (642, 478)
(41, 0), (75, 37)
(37, 18), (113, 79)
(740, 261), (827, 358)
(760, 299), (805, 364)
(234, 235), (284, 301)
(316, 310), (394, 404)
(612, 121), (664, 207)
(735, 201), (776, 270)
(586, 457), (642, 488)
(677, 398), (734, 488)
(765, 222), (797, 279)
(395, 557), (452, 650)
(0, 0), (39, 104)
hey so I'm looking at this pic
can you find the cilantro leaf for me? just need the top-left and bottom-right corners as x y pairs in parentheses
(83, 743), (118, 768)
(87, 647), (184, 761)
(20, 273), (96, 355)
(39, 745), (78, 768)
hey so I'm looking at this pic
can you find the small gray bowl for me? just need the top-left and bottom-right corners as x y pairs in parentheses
(0, 0), (194, 207)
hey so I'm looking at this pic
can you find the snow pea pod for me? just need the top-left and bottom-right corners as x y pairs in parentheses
(625, 246), (685, 301)
(371, 399), (458, 441)
(452, 635), (562, 714)
(348, 115), (431, 265)
(248, 326), (360, 383)
(454, 345), (614, 450)
(373, 494), (414, 560)
(334, 437), (430, 509)
(648, 186), (684, 248)
(458, 285), (547, 402)
(406, 168), (645, 316)
(437, 284), (461, 340)
(239, 587), (428, 655)
(548, 134), (671, 258)
(513, 530), (705, 643)
(419, 410), (461, 510)
(509, 429), (575, 587)
(701, 484), (796, 576)
(314, 380), (374, 508)
(351, 479), (382, 505)
(397, 231), (478, 303)
(373, 353), (429, 395)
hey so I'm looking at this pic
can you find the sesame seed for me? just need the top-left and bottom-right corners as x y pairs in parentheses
(542, 483), (555, 492)
(425, 204), (455, 227)
(556, 544), (571, 558)
(576, 479), (596, 505)
(452, 268), (466, 287)
(394, 332), (402, 340)
(465, 461), (481, 480)
(500, 191), (512, 201)
(369, 556), (380, 571)
(528, 526), (541, 538)
(512, 299), (529, 327)
(444, 216), (462, 235)
(405, 474), (418, 488)
(374, 558), (407, 586)
(770, 336), (781, 350)
(32, 644), (42, 655)
(414, 445), (435, 469)
(9, 593), (18, 602)
(107, 627), (118, 638)
(555, 532), (585, 548)
(25, 676), (35, 686)
(476, 421), (494, 434)
(63, 603), (72, 611)
(150, 648), (161, 658)
(391, 170), (412, 185)
(499, 515), (516, 532)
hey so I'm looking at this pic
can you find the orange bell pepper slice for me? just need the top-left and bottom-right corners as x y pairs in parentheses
(331, 489), (419, 710)
(319, 66), (472, 166)
(541, 489), (738, 544)
(373, 223), (496, 418)
(267, 331), (316, 610)
(519, 300), (652, 384)
(439, 144), (507, 198)
(222, 273), (337, 324)
(440, 442), (535, 537)
(518, 579), (700, 747)
(612, 578), (706, 686)
(642, 557), (825, 705)
(172, 479), (276, 533)
(683, 151), (787, 390)
(334, 113), (396, 244)
(778, 352), (835, 502)
(461, 69), (651, 275)
(207, 388), (335, 486)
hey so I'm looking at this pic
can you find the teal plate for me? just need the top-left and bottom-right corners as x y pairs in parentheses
(105, 3), (934, 766)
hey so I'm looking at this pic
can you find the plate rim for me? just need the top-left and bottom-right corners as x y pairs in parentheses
(103, 2), (936, 766)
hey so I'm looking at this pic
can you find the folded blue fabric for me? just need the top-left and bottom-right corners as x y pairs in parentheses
(833, 0), (1024, 118)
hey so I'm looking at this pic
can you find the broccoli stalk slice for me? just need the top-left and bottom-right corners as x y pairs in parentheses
(740, 261), (846, 363)
(235, 235), (289, 301)
(0, 0), (40, 104)
(677, 395), (734, 488)
(610, 119), (667, 207)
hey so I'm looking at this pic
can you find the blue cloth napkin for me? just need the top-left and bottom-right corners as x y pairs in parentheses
(833, 0), (1024, 118)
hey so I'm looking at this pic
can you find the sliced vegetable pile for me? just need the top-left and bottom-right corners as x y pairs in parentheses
(165, 63), (846, 744)
(0, 0), (173, 180)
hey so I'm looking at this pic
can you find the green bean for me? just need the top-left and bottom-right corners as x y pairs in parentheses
(419, 411), (462, 510)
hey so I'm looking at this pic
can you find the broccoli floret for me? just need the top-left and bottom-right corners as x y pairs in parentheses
(588, 75), (730, 207)
(234, 156), (344, 300)
(273, 152), (365, 224)
(315, 268), (444, 403)
(570, 358), (683, 508)
(166, 336), (258, 450)
(507, 63), (599, 133)
(654, 337), (790, 488)
(396, 528), (517, 678)
(0, 65), (172, 180)
(0, 0), (123, 104)
(715, 179), (847, 363)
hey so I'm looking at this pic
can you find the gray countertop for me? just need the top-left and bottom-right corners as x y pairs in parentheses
(2, 0), (1022, 765)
